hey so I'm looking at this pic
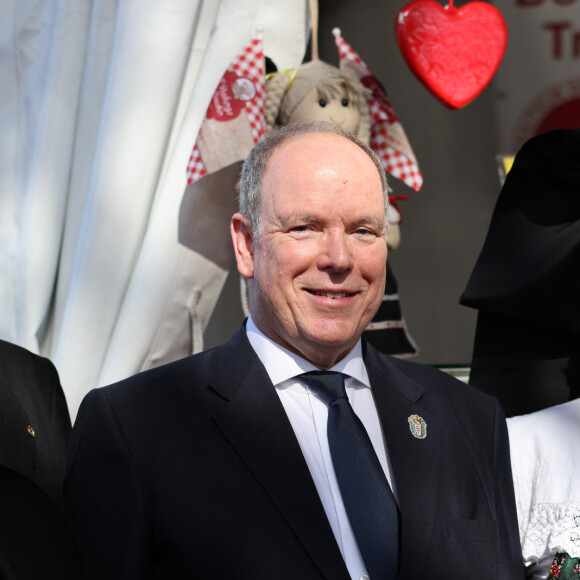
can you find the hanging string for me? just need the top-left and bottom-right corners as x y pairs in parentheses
(309, 0), (319, 60)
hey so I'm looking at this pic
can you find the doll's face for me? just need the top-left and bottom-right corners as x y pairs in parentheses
(288, 86), (361, 134)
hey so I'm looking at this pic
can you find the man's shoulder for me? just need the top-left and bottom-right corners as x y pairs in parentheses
(86, 326), (253, 409)
(366, 346), (507, 463)
(0, 339), (56, 377)
(0, 339), (36, 360)
(366, 344), (501, 412)
(0, 341), (63, 412)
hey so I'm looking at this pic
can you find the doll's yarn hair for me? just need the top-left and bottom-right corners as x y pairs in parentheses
(265, 60), (371, 144)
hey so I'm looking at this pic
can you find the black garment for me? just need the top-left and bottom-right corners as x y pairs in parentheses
(363, 261), (419, 357)
(460, 129), (580, 416)
(0, 340), (71, 509)
(0, 465), (84, 580)
(468, 311), (580, 416)
(0, 340), (84, 579)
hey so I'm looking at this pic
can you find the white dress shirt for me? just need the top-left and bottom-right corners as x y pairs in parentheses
(246, 316), (398, 580)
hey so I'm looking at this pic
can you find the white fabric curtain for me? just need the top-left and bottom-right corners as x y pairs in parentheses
(0, 0), (308, 418)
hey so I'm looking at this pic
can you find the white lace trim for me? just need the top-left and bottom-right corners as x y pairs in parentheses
(521, 502), (580, 565)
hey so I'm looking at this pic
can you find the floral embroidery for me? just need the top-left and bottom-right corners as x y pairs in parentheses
(549, 553), (580, 578)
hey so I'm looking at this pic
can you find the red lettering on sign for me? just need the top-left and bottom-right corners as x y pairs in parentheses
(206, 71), (245, 122)
(575, 30), (580, 56)
(543, 21), (579, 59)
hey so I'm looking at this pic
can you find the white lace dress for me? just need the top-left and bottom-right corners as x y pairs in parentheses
(507, 399), (580, 579)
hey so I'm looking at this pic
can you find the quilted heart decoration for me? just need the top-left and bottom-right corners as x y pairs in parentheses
(395, 0), (508, 109)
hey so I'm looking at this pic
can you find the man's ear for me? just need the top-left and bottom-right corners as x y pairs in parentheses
(231, 213), (255, 279)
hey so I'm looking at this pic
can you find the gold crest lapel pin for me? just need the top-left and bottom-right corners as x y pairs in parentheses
(408, 414), (427, 439)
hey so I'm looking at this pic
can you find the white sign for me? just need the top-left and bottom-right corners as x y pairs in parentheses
(493, 0), (580, 153)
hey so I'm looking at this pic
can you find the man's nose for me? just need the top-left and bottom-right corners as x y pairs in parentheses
(317, 231), (353, 272)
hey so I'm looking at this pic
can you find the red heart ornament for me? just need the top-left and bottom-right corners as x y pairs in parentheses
(395, 0), (508, 109)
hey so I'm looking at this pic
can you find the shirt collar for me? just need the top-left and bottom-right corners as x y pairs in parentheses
(246, 315), (370, 388)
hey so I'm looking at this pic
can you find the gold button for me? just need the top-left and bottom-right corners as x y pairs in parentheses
(27, 425), (35, 438)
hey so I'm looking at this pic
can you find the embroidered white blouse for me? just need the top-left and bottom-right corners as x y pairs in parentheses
(507, 398), (580, 579)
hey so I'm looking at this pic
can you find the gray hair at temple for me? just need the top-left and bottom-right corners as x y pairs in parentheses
(237, 120), (390, 236)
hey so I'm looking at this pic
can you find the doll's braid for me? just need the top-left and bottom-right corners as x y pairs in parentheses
(357, 98), (371, 145)
(264, 73), (288, 133)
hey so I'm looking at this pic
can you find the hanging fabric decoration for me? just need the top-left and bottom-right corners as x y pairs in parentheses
(333, 28), (423, 192)
(395, 0), (507, 110)
(186, 33), (266, 184)
(144, 33), (265, 366)
(179, 32), (265, 271)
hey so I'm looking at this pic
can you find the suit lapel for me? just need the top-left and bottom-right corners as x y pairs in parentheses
(208, 328), (349, 580)
(365, 346), (442, 578)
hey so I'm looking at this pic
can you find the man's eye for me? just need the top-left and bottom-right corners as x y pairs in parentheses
(341, 98), (349, 107)
(318, 99), (327, 108)
(292, 225), (308, 232)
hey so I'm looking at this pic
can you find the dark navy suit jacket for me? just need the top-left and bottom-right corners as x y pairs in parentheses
(65, 325), (525, 579)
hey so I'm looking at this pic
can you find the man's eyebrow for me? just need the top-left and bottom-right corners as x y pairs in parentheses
(352, 215), (387, 230)
(279, 214), (386, 227)
(357, 215), (384, 225)
(279, 213), (318, 226)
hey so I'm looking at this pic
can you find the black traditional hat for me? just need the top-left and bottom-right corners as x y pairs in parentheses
(460, 129), (580, 335)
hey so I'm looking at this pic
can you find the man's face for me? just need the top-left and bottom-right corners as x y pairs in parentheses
(232, 133), (387, 368)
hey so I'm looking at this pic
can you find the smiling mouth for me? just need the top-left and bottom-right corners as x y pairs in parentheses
(308, 290), (353, 299)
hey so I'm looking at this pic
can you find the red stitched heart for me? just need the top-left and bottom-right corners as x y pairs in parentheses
(395, 0), (508, 110)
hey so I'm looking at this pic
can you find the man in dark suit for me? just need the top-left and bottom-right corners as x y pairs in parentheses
(65, 121), (525, 579)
